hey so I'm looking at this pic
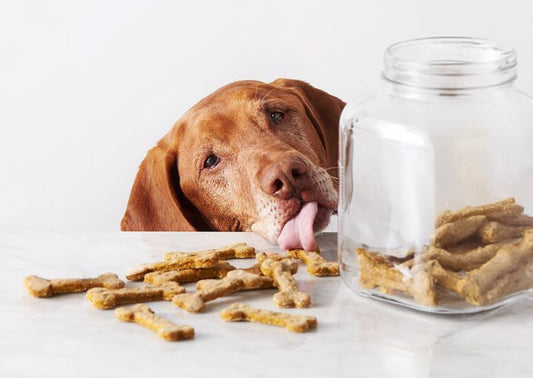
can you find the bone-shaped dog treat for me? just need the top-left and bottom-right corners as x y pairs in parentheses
(255, 252), (299, 272)
(457, 229), (533, 305)
(416, 230), (533, 306)
(220, 303), (317, 333)
(357, 248), (411, 294)
(143, 262), (236, 285)
(432, 215), (488, 248)
(163, 243), (256, 262)
(197, 269), (274, 291)
(436, 198), (521, 227)
(86, 282), (185, 309)
(357, 248), (437, 306)
(172, 270), (274, 313)
(256, 252), (291, 263)
(478, 258), (533, 305)
(287, 249), (339, 276)
(478, 221), (529, 244)
(126, 243), (255, 281)
(412, 260), (462, 295)
(239, 263), (263, 275)
(421, 242), (511, 272)
(260, 258), (311, 308)
(23, 273), (125, 298)
(358, 200), (533, 307)
(115, 304), (194, 341)
(498, 213), (533, 227)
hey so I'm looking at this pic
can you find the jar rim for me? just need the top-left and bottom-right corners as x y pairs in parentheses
(383, 36), (517, 90)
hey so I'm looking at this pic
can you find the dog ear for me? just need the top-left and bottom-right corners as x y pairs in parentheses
(271, 78), (345, 169)
(121, 137), (204, 231)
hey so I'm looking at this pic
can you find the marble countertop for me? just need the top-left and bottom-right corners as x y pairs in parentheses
(2, 230), (533, 378)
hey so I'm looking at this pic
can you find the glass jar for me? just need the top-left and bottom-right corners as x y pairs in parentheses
(338, 37), (533, 314)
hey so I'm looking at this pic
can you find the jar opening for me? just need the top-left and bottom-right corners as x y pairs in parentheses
(383, 37), (517, 90)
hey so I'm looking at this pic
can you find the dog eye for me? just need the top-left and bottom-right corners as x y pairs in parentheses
(203, 154), (219, 169)
(270, 111), (285, 125)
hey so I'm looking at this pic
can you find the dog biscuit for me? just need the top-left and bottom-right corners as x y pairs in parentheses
(197, 269), (274, 291)
(143, 262), (236, 285)
(260, 258), (311, 308)
(436, 198), (519, 226)
(220, 303), (317, 333)
(115, 304), (194, 341)
(86, 282), (185, 309)
(24, 273), (125, 298)
(256, 251), (292, 264)
(421, 242), (510, 272)
(287, 249), (339, 276)
(163, 243), (256, 262)
(239, 263), (264, 275)
(357, 200), (533, 308)
(419, 237), (533, 306)
(498, 213), (533, 227)
(126, 243), (255, 281)
(172, 270), (274, 313)
(457, 229), (533, 305)
(478, 221), (529, 244)
(477, 258), (533, 305)
(432, 215), (487, 248)
(412, 260), (462, 294)
(357, 248), (437, 306)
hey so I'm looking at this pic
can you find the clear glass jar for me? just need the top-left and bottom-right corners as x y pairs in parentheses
(338, 37), (533, 314)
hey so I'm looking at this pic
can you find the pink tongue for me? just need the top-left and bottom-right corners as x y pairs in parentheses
(277, 202), (318, 251)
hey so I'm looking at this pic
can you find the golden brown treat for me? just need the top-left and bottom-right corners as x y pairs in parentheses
(498, 213), (533, 227)
(436, 198), (519, 227)
(287, 249), (339, 277)
(421, 243), (510, 272)
(432, 215), (487, 248)
(163, 243), (256, 262)
(419, 250), (533, 307)
(255, 252), (293, 265)
(260, 258), (311, 308)
(357, 248), (411, 294)
(220, 303), (317, 333)
(478, 221), (529, 244)
(457, 229), (533, 305)
(86, 282), (185, 310)
(172, 270), (274, 313)
(239, 263), (263, 275)
(143, 262), (236, 285)
(478, 258), (533, 305)
(357, 200), (533, 308)
(197, 269), (273, 291)
(126, 243), (255, 281)
(255, 252), (299, 274)
(115, 304), (194, 341)
(413, 260), (463, 295)
(410, 270), (438, 307)
(23, 273), (125, 298)
(356, 248), (436, 306)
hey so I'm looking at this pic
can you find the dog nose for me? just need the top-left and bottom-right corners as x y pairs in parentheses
(259, 157), (308, 199)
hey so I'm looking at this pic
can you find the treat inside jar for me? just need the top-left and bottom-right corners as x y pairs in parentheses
(356, 198), (533, 307)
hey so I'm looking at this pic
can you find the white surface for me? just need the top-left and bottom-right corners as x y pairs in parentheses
(2, 231), (533, 378)
(2, 1), (533, 232)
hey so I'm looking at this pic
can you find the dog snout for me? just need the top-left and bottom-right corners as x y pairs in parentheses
(258, 157), (308, 200)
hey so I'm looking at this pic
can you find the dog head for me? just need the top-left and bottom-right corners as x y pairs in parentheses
(121, 79), (345, 250)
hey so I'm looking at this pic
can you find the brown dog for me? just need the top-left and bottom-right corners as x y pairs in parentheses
(121, 79), (345, 250)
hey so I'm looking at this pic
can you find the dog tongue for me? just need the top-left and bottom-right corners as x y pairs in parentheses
(277, 202), (318, 251)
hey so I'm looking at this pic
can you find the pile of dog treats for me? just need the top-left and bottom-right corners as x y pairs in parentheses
(24, 244), (339, 341)
(357, 198), (533, 307)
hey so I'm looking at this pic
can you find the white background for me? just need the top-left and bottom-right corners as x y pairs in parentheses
(2, 0), (533, 232)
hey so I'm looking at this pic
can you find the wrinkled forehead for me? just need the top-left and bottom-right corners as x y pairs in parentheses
(177, 82), (303, 141)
